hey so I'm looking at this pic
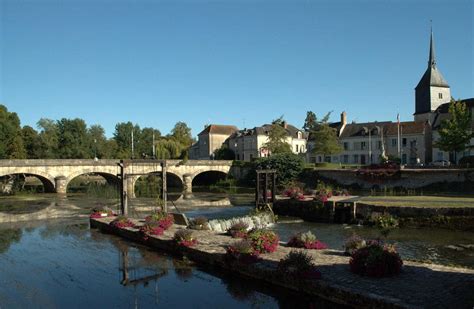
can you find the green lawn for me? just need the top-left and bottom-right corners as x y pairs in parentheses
(358, 195), (474, 208)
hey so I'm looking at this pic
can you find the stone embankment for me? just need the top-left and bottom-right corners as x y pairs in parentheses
(207, 213), (274, 232)
(91, 217), (474, 308)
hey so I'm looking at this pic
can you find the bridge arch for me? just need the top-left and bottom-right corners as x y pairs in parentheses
(0, 172), (56, 193)
(191, 170), (229, 188)
(65, 171), (120, 194)
(133, 171), (184, 198)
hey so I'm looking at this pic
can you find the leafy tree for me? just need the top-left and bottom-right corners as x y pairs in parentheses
(264, 117), (292, 154)
(56, 118), (90, 158)
(307, 112), (341, 161)
(0, 105), (26, 159)
(249, 153), (304, 186)
(138, 127), (161, 158)
(88, 124), (114, 159)
(437, 99), (473, 163)
(113, 122), (141, 159)
(37, 118), (59, 158)
(22, 126), (41, 158)
(168, 122), (194, 159)
(213, 144), (235, 160)
(155, 138), (182, 159)
(303, 111), (317, 131)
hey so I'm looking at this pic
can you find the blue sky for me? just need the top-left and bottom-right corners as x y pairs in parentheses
(1, 0), (472, 138)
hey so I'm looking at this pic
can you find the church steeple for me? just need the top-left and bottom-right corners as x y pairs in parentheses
(414, 27), (451, 121)
(428, 29), (436, 67)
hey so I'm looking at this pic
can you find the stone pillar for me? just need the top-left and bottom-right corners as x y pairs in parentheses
(183, 174), (193, 194)
(126, 177), (136, 199)
(55, 176), (67, 194)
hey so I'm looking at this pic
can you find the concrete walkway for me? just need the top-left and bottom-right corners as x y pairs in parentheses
(91, 217), (474, 308)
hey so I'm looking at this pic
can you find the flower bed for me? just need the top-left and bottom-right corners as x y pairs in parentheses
(226, 239), (260, 264)
(283, 187), (305, 200)
(139, 223), (165, 240)
(109, 216), (136, 229)
(90, 207), (116, 218)
(344, 234), (367, 255)
(173, 229), (198, 247)
(227, 222), (249, 238)
(246, 229), (279, 254)
(350, 241), (403, 277)
(278, 250), (321, 280)
(287, 231), (328, 250)
(145, 211), (174, 230)
(189, 216), (209, 230)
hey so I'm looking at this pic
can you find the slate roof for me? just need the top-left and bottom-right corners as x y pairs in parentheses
(415, 31), (449, 89)
(338, 122), (392, 138)
(230, 122), (305, 139)
(432, 98), (474, 129)
(336, 121), (426, 139)
(198, 124), (238, 136)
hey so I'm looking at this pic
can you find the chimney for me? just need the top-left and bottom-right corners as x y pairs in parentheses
(341, 111), (347, 125)
(282, 121), (288, 129)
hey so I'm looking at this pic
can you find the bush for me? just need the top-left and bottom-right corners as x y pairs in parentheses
(145, 211), (174, 230)
(287, 231), (328, 250)
(226, 239), (260, 264)
(278, 250), (321, 280)
(344, 234), (366, 255)
(109, 216), (136, 229)
(375, 213), (399, 238)
(139, 222), (165, 240)
(173, 229), (198, 247)
(246, 229), (279, 254)
(227, 221), (249, 238)
(247, 153), (305, 186)
(349, 241), (403, 277)
(90, 206), (116, 218)
(282, 187), (305, 200)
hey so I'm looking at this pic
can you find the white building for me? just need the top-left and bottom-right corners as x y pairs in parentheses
(189, 124), (238, 160)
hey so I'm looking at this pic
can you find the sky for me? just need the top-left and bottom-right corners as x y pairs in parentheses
(1, 0), (473, 138)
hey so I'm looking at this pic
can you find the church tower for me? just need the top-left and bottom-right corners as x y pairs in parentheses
(414, 30), (451, 122)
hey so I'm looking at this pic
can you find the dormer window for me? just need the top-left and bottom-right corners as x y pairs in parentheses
(438, 93), (443, 99)
(297, 132), (302, 139)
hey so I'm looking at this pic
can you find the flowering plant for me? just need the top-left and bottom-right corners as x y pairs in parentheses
(145, 211), (174, 230)
(283, 187), (305, 200)
(278, 250), (321, 280)
(90, 206), (116, 218)
(189, 216), (209, 230)
(226, 239), (260, 264)
(349, 241), (403, 277)
(344, 234), (367, 255)
(227, 222), (249, 238)
(109, 216), (136, 229)
(173, 229), (198, 247)
(139, 222), (165, 240)
(246, 229), (279, 254)
(287, 231), (328, 250)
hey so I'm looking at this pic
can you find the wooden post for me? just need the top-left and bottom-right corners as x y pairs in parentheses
(264, 172), (268, 204)
(272, 172), (276, 202)
(161, 161), (167, 212)
(255, 171), (260, 208)
(119, 161), (128, 215)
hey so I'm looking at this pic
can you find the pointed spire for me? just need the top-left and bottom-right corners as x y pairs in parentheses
(428, 24), (436, 67)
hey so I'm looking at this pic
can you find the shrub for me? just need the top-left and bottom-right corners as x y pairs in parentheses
(344, 234), (367, 255)
(173, 229), (198, 247)
(287, 231), (328, 250)
(227, 222), (249, 238)
(226, 239), (260, 264)
(349, 241), (403, 277)
(247, 153), (305, 186)
(283, 187), (305, 200)
(90, 206), (116, 218)
(109, 216), (136, 229)
(189, 216), (209, 230)
(246, 229), (279, 254)
(278, 250), (321, 280)
(375, 213), (399, 238)
(139, 222), (165, 240)
(145, 211), (174, 230)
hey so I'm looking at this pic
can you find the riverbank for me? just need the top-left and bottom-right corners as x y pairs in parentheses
(91, 217), (474, 308)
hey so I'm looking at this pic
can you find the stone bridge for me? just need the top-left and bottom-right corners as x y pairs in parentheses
(0, 159), (233, 196)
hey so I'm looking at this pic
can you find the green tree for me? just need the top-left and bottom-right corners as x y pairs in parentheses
(303, 111), (317, 131)
(168, 122), (194, 159)
(437, 99), (473, 163)
(37, 118), (59, 158)
(249, 153), (304, 186)
(264, 117), (292, 154)
(22, 126), (41, 158)
(88, 124), (114, 159)
(56, 118), (90, 158)
(307, 112), (341, 161)
(213, 144), (235, 160)
(0, 105), (26, 159)
(113, 122), (141, 159)
(138, 127), (161, 158)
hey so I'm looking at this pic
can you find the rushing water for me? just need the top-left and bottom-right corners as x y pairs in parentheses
(0, 193), (473, 307)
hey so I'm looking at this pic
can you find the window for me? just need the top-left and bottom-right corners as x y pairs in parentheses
(343, 155), (349, 163)
(402, 154), (407, 164)
(296, 145), (299, 152)
(343, 142), (349, 150)
(391, 139), (397, 147)
(437, 152), (443, 161)
(438, 93), (443, 99)
(377, 141), (382, 150)
(353, 154), (359, 163)
(402, 138), (407, 147)
(249, 154), (253, 160)
(361, 142), (366, 150)
(236, 154), (240, 160)
(297, 132), (302, 139)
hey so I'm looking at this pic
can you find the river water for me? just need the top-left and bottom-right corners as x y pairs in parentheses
(0, 192), (473, 307)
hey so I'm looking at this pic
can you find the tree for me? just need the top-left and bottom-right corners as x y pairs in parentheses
(56, 118), (90, 158)
(307, 111), (341, 161)
(213, 145), (235, 160)
(22, 126), (41, 158)
(249, 153), (304, 186)
(303, 111), (317, 131)
(37, 118), (59, 158)
(168, 122), (194, 159)
(437, 99), (473, 163)
(113, 122), (141, 159)
(138, 127), (161, 158)
(264, 117), (292, 154)
(0, 105), (26, 159)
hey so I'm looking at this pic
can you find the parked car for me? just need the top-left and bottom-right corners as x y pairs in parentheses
(430, 160), (451, 167)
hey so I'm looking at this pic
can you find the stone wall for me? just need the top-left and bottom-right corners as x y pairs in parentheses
(207, 212), (275, 232)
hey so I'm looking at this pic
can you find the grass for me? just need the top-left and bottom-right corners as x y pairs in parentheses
(359, 195), (474, 208)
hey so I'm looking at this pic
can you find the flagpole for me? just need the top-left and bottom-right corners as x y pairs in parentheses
(152, 132), (156, 158)
(131, 129), (134, 159)
(397, 114), (401, 159)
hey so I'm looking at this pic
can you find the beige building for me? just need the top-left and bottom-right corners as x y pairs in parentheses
(189, 124), (238, 160)
(307, 113), (431, 165)
(228, 122), (307, 161)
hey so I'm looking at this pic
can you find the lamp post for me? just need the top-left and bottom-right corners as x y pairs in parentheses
(94, 138), (98, 161)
